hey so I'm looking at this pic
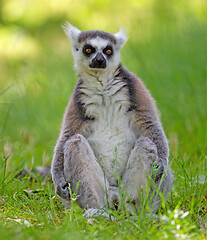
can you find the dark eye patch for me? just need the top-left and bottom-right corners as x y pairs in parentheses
(82, 44), (96, 56)
(103, 45), (113, 57)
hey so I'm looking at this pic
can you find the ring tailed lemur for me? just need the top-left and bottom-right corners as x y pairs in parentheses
(51, 23), (172, 214)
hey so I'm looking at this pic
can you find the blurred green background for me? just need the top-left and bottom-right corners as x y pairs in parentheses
(0, 0), (207, 172)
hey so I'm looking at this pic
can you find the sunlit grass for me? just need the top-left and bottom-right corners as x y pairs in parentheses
(0, 26), (40, 59)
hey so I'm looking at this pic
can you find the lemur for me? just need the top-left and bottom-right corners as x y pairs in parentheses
(51, 23), (172, 215)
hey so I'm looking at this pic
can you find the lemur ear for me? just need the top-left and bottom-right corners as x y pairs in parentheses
(114, 28), (128, 48)
(63, 22), (81, 45)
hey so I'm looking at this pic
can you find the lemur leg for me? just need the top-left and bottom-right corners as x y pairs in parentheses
(149, 166), (172, 212)
(122, 136), (159, 212)
(63, 134), (109, 209)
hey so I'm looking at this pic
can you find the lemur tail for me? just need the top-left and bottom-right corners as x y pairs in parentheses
(15, 165), (51, 180)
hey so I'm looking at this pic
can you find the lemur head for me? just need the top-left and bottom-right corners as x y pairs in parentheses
(63, 23), (127, 75)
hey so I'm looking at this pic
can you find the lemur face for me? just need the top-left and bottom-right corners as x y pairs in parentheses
(81, 38), (113, 70)
(63, 23), (127, 74)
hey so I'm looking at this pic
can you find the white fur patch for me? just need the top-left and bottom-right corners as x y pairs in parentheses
(87, 37), (109, 50)
(114, 28), (128, 48)
(81, 74), (136, 186)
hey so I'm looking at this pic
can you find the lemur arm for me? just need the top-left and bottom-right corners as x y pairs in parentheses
(121, 67), (169, 175)
(51, 94), (87, 199)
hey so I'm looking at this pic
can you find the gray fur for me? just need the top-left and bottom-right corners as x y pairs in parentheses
(63, 134), (108, 208)
(51, 23), (172, 215)
(78, 30), (117, 44)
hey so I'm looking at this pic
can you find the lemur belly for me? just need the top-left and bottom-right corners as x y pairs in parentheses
(88, 121), (136, 186)
(82, 80), (136, 186)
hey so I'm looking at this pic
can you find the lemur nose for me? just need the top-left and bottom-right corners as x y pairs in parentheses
(95, 53), (105, 64)
(90, 52), (106, 69)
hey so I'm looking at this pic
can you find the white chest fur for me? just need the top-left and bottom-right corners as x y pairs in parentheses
(81, 75), (136, 186)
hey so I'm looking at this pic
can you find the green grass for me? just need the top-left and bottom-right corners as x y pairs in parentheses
(0, 1), (207, 239)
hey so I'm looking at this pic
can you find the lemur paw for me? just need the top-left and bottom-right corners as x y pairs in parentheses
(136, 137), (164, 181)
(83, 208), (114, 220)
(108, 187), (120, 210)
(55, 179), (70, 199)
(136, 136), (158, 161)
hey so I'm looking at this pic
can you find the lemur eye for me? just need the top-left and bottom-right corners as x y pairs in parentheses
(83, 44), (95, 56)
(85, 48), (92, 54)
(106, 49), (112, 55)
(103, 46), (113, 56)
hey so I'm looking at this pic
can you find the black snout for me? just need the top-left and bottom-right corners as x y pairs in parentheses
(96, 53), (105, 64)
(90, 53), (106, 69)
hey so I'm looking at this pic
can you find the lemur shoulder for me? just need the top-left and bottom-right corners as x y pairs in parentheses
(51, 23), (172, 215)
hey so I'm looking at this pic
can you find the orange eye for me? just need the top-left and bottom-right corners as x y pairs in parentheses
(106, 49), (112, 55)
(85, 48), (92, 54)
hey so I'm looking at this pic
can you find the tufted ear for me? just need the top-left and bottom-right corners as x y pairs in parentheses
(62, 22), (81, 47)
(114, 28), (128, 48)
